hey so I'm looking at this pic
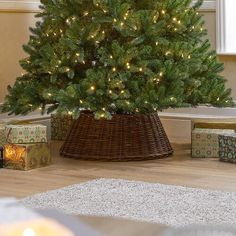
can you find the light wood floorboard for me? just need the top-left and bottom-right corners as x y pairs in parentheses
(1, 142), (236, 235)
(1, 142), (236, 198)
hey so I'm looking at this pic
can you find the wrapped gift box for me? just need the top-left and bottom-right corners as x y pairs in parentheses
(51, 114), (74, 141)
(219, 134), (236, 164)
(4, 143), (51, 171)
(5, 124), (47, 144)
(0, 123), (6, 146)
(192, 128), (235, 158)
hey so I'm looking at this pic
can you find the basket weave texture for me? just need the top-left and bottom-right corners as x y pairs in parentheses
(60, 111), (173, 161)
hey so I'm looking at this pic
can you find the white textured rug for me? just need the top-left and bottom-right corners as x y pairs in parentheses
(21, 178), (236, 227)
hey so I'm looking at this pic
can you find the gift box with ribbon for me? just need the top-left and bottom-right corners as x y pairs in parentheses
(5, 124), (47, 144)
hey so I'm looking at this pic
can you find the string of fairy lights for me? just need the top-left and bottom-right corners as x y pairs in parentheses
(24, 1), (220, 116)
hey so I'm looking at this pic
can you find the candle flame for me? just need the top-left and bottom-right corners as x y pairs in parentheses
(23, 228), (36, 236)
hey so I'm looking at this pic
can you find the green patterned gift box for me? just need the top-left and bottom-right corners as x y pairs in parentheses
(192, 128), (235, 158)
(51, 114), (74, 141)
(0, 123), (6, 146)
(4, 143), (51, 171)
(5, 124), (47, 144)
(219, 134), (236, 164)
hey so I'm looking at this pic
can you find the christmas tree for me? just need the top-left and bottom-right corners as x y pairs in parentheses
(3, 0), (233, 119)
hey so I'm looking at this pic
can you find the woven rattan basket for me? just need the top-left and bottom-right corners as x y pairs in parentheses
(60, 111), (173, 161)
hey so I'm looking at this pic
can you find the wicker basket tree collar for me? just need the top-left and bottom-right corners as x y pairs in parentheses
(3, 1), (233, 161)
(60, 111), (173, 161)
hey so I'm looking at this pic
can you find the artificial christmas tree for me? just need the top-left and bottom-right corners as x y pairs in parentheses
(2, 0), (233, 160)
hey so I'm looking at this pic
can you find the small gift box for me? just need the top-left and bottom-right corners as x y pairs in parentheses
(0, 123), (6, 146)
(51, 114), (74, 141)
(219, 134), (236, 164)
(192, 128), (235, 158)
(4, 143), (51, 171)
(5, 124), (47, 144)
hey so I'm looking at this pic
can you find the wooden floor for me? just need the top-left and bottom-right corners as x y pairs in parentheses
(1, 141), (236, 198)
(1, 142), (236, 236)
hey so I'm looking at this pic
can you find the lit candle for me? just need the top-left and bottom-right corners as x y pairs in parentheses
(23, 228), (36, 236)
(0, 218), (75, 236)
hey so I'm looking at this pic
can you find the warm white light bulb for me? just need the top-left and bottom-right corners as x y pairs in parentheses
(23, 228), (36, 236)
